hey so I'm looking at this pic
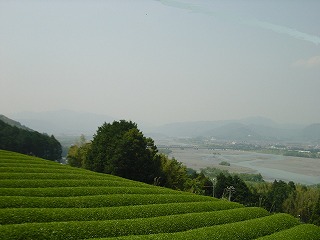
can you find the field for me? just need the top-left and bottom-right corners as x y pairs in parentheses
(0, 149), (319, 239)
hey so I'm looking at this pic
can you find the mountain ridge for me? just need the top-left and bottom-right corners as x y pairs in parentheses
(5, 111), (320, 143)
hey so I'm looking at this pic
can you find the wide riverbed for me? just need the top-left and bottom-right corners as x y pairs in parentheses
(168, 148), (320, 185)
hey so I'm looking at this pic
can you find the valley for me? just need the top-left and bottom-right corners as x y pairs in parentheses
(164, 148), (320, 185)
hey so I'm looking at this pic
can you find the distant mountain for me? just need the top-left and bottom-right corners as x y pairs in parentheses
(301, 124), (320, 141)
(0, 117), (62, 160)
(205, 122), (262, 141)
(0, 114), (33, 131)
(151, 117), (280, 139)
(10, 110), (115, 136)
(149, 117), (319, 143)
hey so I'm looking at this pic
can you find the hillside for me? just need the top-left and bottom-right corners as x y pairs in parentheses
(0, 114), (32, 131)
(0, 119), (62, 161)
(1, 150), (319, 239)
(10, 110), (115, 135)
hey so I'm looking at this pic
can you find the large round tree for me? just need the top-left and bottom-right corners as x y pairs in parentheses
(87, 120), (161, 183)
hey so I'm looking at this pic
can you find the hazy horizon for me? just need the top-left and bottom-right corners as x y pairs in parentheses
(1, 0), (320, 126)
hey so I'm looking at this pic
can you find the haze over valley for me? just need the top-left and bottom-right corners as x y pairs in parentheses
(1, 0), (320, 186)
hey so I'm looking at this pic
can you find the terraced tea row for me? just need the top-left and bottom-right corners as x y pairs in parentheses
(1, 150), (319, 240)
(0, 194), (216, 208)
(0, 207), (269, 240)
(0, 201), (243, 225)
(0, 179), (150, 188)
(0, 186), (185, 197)
(256, 224), (320, 240)
(96, 213), (300, 240)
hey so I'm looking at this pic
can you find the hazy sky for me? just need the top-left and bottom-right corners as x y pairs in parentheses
(1, 0), (320, 125)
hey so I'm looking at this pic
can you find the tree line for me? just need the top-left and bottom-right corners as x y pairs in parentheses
(0, 119), (62, 161)
(67, 120), (213, 195)
(203, 167), (320, 226)
(67, 120), (320, 226)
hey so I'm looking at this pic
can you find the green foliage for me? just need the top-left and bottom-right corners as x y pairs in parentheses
(219, 161), (230, 166)
(266, 180), (296, 213)
(201, 167), (264, 182)
(0, 186), (185, 197)
(310, 196), (320, 226)
(0, 172), (110, 179)
(0, 194), (215, 208)
(214, 173), (256, 205)
(0, 201), (243, 225)
(237, 173), (264, 182)
(256, 224), (320, 240)
(158, 154), (213, 195)
(282, 184), (319, 223)
(67, 142), (91, 168)
(1, 150), (318, 240)
(0, 208), (268, 240)
(0, 179), (149, 188)
(158, 154), (189, 190)
(87, 120), (161, 184)
(0, 120), (62, 160)
(97, 214), (300, 240)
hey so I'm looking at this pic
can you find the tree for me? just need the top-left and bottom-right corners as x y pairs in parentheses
(86, 120), (161, 184)
(215, 173), (232, 198)
(310, 196), (320, 226)
(67, 142), (91, 168)
(0, 119), (62, 161)
(214, 173), (256, 204)
(158, 154), (189, 190)
(266, 180), (296, 213)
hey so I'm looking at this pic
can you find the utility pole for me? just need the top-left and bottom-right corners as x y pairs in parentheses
(226, 186), (236, 201)
(203, 178), (215, 198)
(212, 178), (215, 197)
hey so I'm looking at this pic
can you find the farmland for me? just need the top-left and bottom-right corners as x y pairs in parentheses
(0, 150), (319, 239)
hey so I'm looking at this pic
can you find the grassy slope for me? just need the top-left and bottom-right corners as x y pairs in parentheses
(0, 150), (318, 240)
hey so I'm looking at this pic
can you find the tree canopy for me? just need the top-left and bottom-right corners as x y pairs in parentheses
(0, 119), (62, 161)
(85, 120), (161, 184)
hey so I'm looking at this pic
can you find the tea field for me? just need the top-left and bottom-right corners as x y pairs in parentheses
(0, 150), (319, 239)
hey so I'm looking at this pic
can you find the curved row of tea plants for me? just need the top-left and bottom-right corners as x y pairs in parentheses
(0, 194), (217, 208)
(256, 224), (320, 240)
(0, 207), (269, 240)
(95, 213), (300, 240)
(0, 150), (318, 240)
(0, 201), (243, 225)
(0, 186), (185, 197)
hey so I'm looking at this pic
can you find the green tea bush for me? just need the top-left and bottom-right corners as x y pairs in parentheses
(0, 172), (111, 180)
(96, 213), (300, 240)
(256, 224), (320, 240)
(0, 179), (149, 188)
(0, 207), (268, 240)
(0, 150), (310, 240)
(0, 166), (93, 173)
(0, 201), (243, 224)
(0, 186), (185, 197)
(0, 194), (216, 208)
(0, 151), (57, 164)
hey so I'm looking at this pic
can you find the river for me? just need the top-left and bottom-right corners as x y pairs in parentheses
(168, 148), (320, 185)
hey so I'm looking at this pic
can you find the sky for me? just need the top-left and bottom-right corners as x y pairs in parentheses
(1, 0), (320, 125)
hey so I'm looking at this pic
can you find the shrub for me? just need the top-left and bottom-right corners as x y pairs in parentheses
(219, 161), (230, 166)
(256, 224), (320, 240)
(0, 179), (148, 188)
(96, 213), (300, 240)
(0, 194), (216, 208)
(0, 186), (185, 197)
(0, 201), (243, 225)
(0, 172), (112, 180)
(0, 207), (268, 240)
